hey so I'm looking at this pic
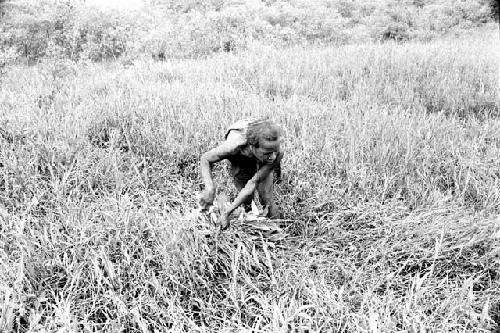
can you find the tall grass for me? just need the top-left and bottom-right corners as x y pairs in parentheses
(0, 30), (499, 331)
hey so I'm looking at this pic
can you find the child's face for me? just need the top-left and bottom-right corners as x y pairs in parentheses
(252, 140), (280, 164)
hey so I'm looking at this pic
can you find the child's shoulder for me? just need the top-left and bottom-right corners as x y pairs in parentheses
(225, 128), (248, 148)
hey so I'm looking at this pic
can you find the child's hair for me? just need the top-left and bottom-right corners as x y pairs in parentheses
(247, 119), (280, 148)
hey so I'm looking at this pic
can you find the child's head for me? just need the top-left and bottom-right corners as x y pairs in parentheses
(247, 120), (281, 163)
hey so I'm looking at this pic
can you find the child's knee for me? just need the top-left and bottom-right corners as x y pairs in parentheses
(258, 190), (273, 206)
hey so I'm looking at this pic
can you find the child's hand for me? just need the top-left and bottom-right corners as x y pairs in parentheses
(198, 189), (215, 211)
(218, 212), (230, 231)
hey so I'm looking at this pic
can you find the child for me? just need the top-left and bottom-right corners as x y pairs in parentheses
(199, 118), (283, 230)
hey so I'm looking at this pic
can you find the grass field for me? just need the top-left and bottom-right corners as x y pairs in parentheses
(1, 29), (499, 332)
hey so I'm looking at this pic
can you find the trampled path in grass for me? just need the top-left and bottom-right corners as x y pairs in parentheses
(0, 30), (499, 331)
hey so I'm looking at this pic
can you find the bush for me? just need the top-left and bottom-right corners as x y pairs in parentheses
(72, 8), (132, 61)
(0, 1), (133, 62)
(0, 46), (16, 80)
(380, 22), (410, 41)
(0, 0), (497, 62)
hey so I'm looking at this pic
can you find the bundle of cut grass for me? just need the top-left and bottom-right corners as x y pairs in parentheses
(189, 193), (287, 242)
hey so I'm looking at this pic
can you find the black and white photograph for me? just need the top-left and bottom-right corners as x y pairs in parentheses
(0, 0), (499, 331)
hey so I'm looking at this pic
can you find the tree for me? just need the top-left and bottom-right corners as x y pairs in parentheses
(488, 0), (499, 21)
(0, 0), (9, 18)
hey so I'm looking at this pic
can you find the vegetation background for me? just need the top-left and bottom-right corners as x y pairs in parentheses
(1, 0), (499, 332)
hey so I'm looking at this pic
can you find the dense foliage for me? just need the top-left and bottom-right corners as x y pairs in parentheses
(0, 0), (497, 63)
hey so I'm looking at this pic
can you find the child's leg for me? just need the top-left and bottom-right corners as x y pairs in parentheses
(257, 172), (280, 218)
(230, 163), (256, 212)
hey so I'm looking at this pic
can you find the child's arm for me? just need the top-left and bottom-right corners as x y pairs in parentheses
(199, 141), (240, 209)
